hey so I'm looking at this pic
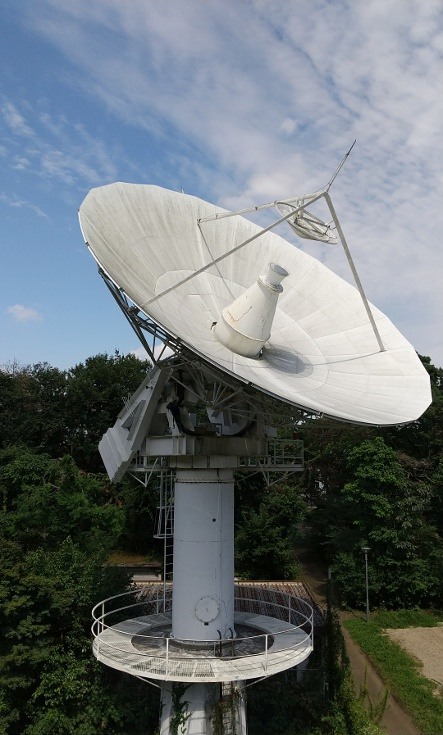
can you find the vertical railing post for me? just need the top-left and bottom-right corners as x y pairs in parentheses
(264, 635), (268, 673)
(166, 636), (169, 679)
(101, 602), (105, 633)
(288, 595), (291, 624)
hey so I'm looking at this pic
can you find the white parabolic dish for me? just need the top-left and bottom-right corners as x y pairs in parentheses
(79, 183), (431, 426)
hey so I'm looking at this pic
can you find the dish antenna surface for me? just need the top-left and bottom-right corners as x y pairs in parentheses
(80, 179), (431, 735)
(79, 182), (430, 426)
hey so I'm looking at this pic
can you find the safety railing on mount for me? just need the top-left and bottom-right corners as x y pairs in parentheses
(129, 439), (304, 473)
(239, 438), (303, 469)
(91, 586), (313, 682)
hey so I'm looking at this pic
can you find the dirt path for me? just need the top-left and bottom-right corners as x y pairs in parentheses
(295, 547), (421, 735)
(340, 619), (420, 735)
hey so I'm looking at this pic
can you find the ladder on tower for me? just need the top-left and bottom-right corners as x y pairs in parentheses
(153, 471), (174, 609)
(218, 681), (242, 734)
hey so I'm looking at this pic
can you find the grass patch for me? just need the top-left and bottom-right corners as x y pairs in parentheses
(369, 608), (442, 630)
(344, 610), (443, 735)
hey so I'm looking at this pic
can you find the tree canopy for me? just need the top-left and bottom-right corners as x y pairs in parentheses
(0, 352), (150, 471)
(0, 445), (158, 735)
(0, 351), (442, 732)
(303, 356), (443, 609)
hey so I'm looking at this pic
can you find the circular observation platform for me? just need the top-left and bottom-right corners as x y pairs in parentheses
(91, 586), (313, 683)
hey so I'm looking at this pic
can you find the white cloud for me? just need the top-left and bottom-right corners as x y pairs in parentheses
(0, 98), (119, 187)
(11, 156), (31, 170)
(4, 0), (443, 364)
(7, 304), (42, 322)
(2, 100), (34, 137)
(130, 347), (150, 361)
(131, 344), (174, 362)
(280, 118), (298, 136)
(0, 192), (48, 218)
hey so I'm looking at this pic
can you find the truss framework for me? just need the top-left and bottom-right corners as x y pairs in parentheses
(99, 268), (316, 430)
(99, 268), (181, 364)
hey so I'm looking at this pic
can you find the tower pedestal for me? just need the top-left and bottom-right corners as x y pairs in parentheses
(172, 469), (235, 643)
(91, 373), (311, 734)
(161, 467), (244, 734)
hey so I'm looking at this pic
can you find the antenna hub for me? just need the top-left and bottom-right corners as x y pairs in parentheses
(213, 262), (288, 358)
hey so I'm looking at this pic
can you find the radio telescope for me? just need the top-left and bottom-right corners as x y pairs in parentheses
(79, 179), (431, 734)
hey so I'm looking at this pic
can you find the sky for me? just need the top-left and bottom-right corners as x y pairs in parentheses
(1, 0), (442, 372)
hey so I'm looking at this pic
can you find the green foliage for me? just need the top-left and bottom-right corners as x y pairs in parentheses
(0, 445), (158, 735)
(345, 613), (443, 735)
(431, 456), (443, 536)
(247, 646), (328, 735)
(247, 608), (385, 735)
(64, 352), (150, 471)
(24, 654), (123, 735)
(367, 608), (442, 629)
(312, 605), (385, 735)
(248, 675), (320, 734)
(303, 355), (443, 610)
(170, 684), (191, 735)
(0, 362), (68, 457)
(381, 355), (443, 461)
(312, 436), (443, 608)
(0, 447), (123, 553)
(312, 680), (385, 735)
(116, 474), (162, 554)
(357, 671), (389, 727)
(0, 353), (150, 472)
(211, 685), (243, 735)
(0, 348), (442, 730)
(235, 482), (306, 579)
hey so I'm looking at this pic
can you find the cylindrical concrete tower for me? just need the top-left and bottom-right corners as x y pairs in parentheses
(171, 469), (235, 642)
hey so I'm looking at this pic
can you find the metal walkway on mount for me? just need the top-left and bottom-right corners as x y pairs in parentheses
(93, 609), (313, 683)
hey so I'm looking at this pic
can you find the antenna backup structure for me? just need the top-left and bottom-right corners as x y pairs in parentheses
(79, 158), (431, 734)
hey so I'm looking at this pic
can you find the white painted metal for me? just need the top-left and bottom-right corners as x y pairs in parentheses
(323, 191), (385, 353)
(91, 589), (314, 683)
(99, 365), (170, 482)
(213, 262), (288, 358)
(79, 183), (431, 426)
(159, 681), (246, 734)
(275, 200), (337, 243)
(160, 684), (208, 735)
(172, 469), (235, 641)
